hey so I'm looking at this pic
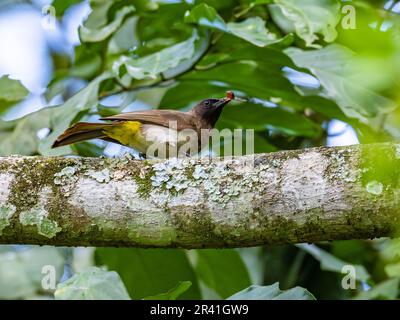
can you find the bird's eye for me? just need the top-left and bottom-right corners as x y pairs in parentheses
(204, 100), (210, 106)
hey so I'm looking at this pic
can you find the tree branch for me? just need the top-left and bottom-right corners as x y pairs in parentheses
(0, 143), (399, 248)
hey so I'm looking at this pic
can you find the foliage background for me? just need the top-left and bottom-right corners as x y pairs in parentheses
(0, 0), (400, 299)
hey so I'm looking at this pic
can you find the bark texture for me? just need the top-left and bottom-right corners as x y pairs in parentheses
(0, 143), (400, 248)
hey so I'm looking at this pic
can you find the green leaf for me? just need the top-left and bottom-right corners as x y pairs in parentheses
(354, 279), (399, 300)
(143, 281), (192, 300)
(79, 5), (135, 43)
(254, 0), (274, 3)
(385, 260), (400, 278)
(297, 244), (370, 281)
(160, 45), (300, 108)
(19, 246), (65, 289)
(0, 75), (29, 114)
(70, 44), (103, 79)
(185, 4), (291, 47)
(108, 16), (139, 55)
(0, 75), (29, 102)
(95, 248), (201, 300)
(0, 109), (51, 156)
(132, 0), (159, 12)
(71, 141), (104, 157)
(160, 81), (228, 109)
(0, 251), (37, 299)
(52, 0), (83, 17)
(237, 247), (265, 285)
(286, 45), (397, 120)
(181, 62), (312, 110)
(97, 91), (136, 117)
(136, 2), (192, 48)
(55, 267), (130, 300)
(195, 249), (251, 299)
(331, 240), (376, 267)
(184, 3), (227, 31)
(163, 30), (210, 79)
(114, 30), (200, 80)
(38, 72), (113, 156)
(0, 246), (65, 299)
(269, 0), (340, 47)
(227, 17), (292, 47)
(221, 102), (321, 137)
(227, 283), (315, 300)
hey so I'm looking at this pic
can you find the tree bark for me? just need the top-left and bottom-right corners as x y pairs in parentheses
(0, 143), (399, 248)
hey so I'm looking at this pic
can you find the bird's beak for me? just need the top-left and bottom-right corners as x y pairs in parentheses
(214, 98), (231, 108)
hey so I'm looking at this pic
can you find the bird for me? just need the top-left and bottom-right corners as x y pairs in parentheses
(52, 91), (234, 158)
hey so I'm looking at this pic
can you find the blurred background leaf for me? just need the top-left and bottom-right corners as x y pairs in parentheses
(95, 248), (201, 299)
(227, 283), (315, 300)
(0, 75), (29, 115)
(54, 267), (130, 300)
(143, 281), (192, 300)
(194, 249), (251, 299)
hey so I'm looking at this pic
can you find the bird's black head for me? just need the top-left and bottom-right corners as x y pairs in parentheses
(191, 97), (231, 127)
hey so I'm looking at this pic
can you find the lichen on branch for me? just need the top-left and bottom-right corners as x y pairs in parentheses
(0, 143), (399, 248)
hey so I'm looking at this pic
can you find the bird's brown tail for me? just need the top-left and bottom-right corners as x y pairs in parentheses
(52, 122), (115, 148)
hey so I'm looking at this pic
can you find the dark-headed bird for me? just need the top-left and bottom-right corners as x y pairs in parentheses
(52, 91), (234, 158)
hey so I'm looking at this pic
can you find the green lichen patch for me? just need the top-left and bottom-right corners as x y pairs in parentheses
(151, 159), (192, 193)
(7, 157), (77, 211)
(85, 169), (111, 183)
(54, 166), (79, 185)
(0, 204), (16, 234)
(366, 180), (384, 195)
(19, 208), (62, 238)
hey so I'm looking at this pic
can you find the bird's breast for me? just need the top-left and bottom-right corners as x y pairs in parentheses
(103, 121), (205, 157)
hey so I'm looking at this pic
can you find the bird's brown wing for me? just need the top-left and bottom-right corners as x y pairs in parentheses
(100, 110), (197, 131)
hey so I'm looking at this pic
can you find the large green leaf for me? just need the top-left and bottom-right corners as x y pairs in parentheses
(286, 45), (397, 120)
(0, 246), (65, 299)
(181, 62), (312, 110)
(269, 0), (340, 48)
(108, 16), (139, 55)
(0, 109), (51, 156)
(55, 267), (130, 300)
(52, 0), (83, 17)
(297, 244), (370, 281)
(160, 81), (230, 109)
(38, 72), (113, 156)
(227, 283), (315, 300)
(143, 281), (192, 300)
(70, 44), (103, 79)
(194, 249), (251, 299)
(0, 251), (37, 299)
(185, 3), (226, 30)
(354, 279), (399, 300)
(113, 30), (200, 80)
(160, 45), (301, 108)
(79, 4), (135, 43)
(0, 75), (29, 115)
(136, 2), (192, 48)
(95, 248), (201, 300)
(227, 17), (293, 47)
(221, 102), (321, 137)
(185, 3), (292, 47)
(19, 246), (65, 289)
